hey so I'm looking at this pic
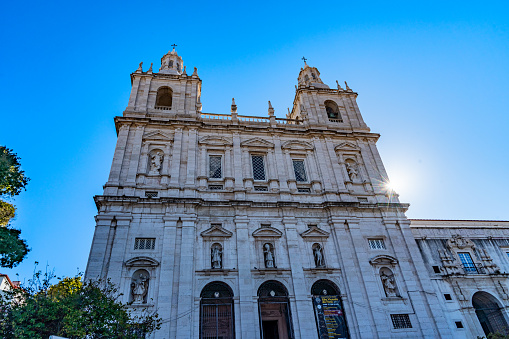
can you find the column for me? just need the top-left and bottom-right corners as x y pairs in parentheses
(235, 216), (257, 339)
(273, 136), (289, 191)
(136, 76), (152, 111)
(169, 128), (183, 187)
(312, 137), (334, 191)
(127, 76), (141, 110)
(282, 216), (314, 338)
(155, 216), (179, 337)
(232, 133), (244, 190)
(185, 129), (197, 187)
(175, 216), (197, 338)
(105, 216), (132, 287)
(84, 215), (114, 280)
(106, 123), (131, 185)
(325, 138), (347, 190)
(126, 124), (145, 187)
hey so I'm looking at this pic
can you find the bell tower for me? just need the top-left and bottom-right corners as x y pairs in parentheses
(289, 60), (370, 132)
(125, 47), (202, 117)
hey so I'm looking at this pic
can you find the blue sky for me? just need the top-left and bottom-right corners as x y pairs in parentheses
(1, 0), (508, 281)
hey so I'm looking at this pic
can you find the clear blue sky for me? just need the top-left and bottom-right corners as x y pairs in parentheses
(2, 0), (508, 281)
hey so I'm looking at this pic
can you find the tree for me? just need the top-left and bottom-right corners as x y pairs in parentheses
(0, 146), (30, 268)
(0, 267), (161, 338)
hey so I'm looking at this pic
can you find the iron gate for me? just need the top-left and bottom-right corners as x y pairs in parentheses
(200, 302), (234, 339)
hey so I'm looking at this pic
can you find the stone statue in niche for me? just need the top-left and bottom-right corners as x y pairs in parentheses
(131, 272), (148, 303)
(264, 243), (275, 268)
(211, 245), (222, 269)
(149, 152), (163, 174)
(346, 162), (358, 181)
(380, 270), (398, 297)
(313, 244), (325, 267)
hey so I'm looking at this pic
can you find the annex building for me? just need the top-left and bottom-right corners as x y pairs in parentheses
(85, 48), (509, 339)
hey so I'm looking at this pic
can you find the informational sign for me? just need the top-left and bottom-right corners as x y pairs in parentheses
(313, 295), (349, 339)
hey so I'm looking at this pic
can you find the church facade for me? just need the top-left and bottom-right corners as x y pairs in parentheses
(85, 48), (509, 338)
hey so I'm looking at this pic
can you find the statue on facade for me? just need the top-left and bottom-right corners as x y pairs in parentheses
(131, 272), (148, 303)
(211, 245), (222, 269)
(149, 152), (163, 174)
(264, 244), (275, 268)
(380, 271), (398, 297)
(346, 162), (358, 181)
(314, 244), (325, 267)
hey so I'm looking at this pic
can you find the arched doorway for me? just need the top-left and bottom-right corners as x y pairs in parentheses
(258, 280), (294, 339)
(472, 291), (509, 336)
(200, 281), (235, 339)
(311, 280), (349, 339)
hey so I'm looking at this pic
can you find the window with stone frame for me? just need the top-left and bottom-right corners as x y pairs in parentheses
(368, 238), (386, 250)
(292, 159), (307, 182)
(458, 252), (477, 273)
(155, 87), (173, 108)
(391, 314), (412, 329)
(251, 155), (266, 181)
(209, 155), (222, 179)
(134, 238), (156, 250)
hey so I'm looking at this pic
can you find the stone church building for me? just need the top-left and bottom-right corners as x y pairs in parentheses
(85, 48), (509, 338)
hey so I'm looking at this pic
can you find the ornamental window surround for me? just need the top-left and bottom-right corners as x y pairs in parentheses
(208, 155), (222, 179)
(292, 159), (307, 182)
(251, 155), (266, 181)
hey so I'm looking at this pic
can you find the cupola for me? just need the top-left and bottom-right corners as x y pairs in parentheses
(297, 61), (329, 89)
(158, 47), (184, 75)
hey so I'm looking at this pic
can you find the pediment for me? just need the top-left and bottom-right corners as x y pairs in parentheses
(447, 235), (475, 250)
(334, 142), (360, 152)
(240, 138), (274, 148)
(201, 225), (233, 238)
(143, 130), (173, 142)
(252, 227), (283, 238)
(281, 140), (314, 151)
(369, 255), (398, 266)
(198, 136), (233, 146)
(125, 256), (160, 267)
(300, 226), (329, 239)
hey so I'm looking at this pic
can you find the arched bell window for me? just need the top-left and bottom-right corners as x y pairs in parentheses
(311, 280), (349, 338)
(472, 291), (509, 336)
(200, 281), (235, 339)
(155, 86), (173, 108)
(258, 280), (294, 339)
(325, 100), (342, 121)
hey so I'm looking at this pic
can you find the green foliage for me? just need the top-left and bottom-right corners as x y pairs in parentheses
(0, 146), (30, 197)
(0, 200), (15, 226)
(0, 226), (29, 268)
(0, 146), (30, 268)
(0, 266), (161, 339)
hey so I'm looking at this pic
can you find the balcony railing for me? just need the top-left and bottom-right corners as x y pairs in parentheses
(154, 106), (172, 111)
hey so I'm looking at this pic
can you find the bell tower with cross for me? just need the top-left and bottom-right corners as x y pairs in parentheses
(288, 57), (370, 131)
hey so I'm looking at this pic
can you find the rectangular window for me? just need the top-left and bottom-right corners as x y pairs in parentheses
(391, 314), (412, 329)
(251, 155), (266, 181)
(292, 159), (307, 182)
(134, 238), (155, 250)
(458, 252), (477, 273)
(432, 266), (441, 274)
(297, 187), (311, 193)
(145, 191), (158, 198)
(455, 321), (464, 329)
(208, 185), (223, 191)
(254, 186), (268, 192)
(368, 239), (386, 250)
(209, 155), (222, 179)
(444, 294), (452, 301)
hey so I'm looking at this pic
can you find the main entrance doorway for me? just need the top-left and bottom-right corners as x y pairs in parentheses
(200, 281), (235, 339)
(311, 280), (349, 339)
(258, 280), (294, 339)
(472, 291), (509, 336)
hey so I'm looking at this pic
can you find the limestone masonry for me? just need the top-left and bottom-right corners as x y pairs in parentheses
(85, 48), (509, 338)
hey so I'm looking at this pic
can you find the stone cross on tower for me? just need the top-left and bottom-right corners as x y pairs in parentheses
(171, 44), (177, 49)
(302, 56), (307, 63)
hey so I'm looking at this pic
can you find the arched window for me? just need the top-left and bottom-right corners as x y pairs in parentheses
(472, 291), (509, 336)
(200, 281), (235, 339)
(169, 60), (174, 67)
(130, 269), (149, 304)
(304, 74), (309, 82)
(263, 243), (275, 268)
(312, 243), (325, 268)
(156, 86), (172, 108)
(311, 280), (349, 338)
(379, 267), (399, 297)
(258, 280), (294, 339)
(325, 100), (341, 121)
(211, 243), (223, 269)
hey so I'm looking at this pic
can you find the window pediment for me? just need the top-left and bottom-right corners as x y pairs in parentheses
(198, 136), (233, 146)
(201, 225), (233, 238)
(125, 256), (160, 267)
(447, 235), (475, 250)
(300, 226), (329, 239)
(252, 227), (283, 238)
(281, 140), (314, 151)
(143, 130), (173, 142)
(334, 142), (360, 152)
(240, 138), (274, 148)
(369, 255), (398, 266)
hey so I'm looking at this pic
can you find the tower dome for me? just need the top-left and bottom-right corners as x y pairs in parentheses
(158, 47), (184, 75)
(297, 61), (329, 89)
